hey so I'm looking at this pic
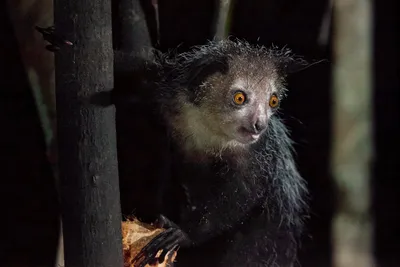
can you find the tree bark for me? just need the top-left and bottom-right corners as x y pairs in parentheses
(54, 0), (123, 266)
(113, 0), (153, 52)
(331, 0), (375, 266)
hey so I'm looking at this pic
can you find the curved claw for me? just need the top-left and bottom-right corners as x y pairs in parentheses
(132, 228), (187, 267)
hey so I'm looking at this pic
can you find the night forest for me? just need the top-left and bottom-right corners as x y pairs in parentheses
(0, 0), (399, 266)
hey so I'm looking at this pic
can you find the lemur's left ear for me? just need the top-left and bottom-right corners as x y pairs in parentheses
(185, 53), (230, 91)
(180, 52), (231, 105)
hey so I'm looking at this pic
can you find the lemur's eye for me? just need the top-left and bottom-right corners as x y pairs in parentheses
(233, 91), (246, 105)
(269, 94), (279, 108)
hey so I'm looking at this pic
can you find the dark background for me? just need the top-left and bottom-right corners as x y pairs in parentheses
(0, 0), (398, 266)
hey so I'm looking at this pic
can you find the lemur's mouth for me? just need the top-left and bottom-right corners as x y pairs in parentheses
(237, 127), (261, 143)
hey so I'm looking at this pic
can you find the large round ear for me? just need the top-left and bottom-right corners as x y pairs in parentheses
(184, 54), (230, 91)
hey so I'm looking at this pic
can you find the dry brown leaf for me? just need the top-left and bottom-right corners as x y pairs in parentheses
(122, 219), (178, 267)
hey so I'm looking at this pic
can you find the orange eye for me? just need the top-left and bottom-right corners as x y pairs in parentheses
(269, 94), (279, 108)
(233, 92), (246, 105)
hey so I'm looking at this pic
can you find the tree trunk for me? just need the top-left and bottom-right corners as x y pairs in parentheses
(113, 0), (153, 52)
(331, 0), (375, 266)
(54, 0), (123, 266)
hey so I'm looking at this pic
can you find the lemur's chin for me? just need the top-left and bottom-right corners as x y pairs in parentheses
(235, 128), (262, 145)
(237, 136), (260, 145)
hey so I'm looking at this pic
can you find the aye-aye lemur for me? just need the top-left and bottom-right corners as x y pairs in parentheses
(112, 39), (309, 267)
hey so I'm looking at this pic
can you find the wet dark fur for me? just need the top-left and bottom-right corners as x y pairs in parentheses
(113, 39), (309, 267)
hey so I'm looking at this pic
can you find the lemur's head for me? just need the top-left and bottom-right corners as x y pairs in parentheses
(165, 39), (304, 154)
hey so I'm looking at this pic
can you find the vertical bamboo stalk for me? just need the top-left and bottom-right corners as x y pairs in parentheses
(331, 0), (375, 266)
(114, 0), (152, 52)
(213, 0), (234, 41)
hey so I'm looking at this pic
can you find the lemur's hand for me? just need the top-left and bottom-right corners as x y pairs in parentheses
(133, 215), (192, 267)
